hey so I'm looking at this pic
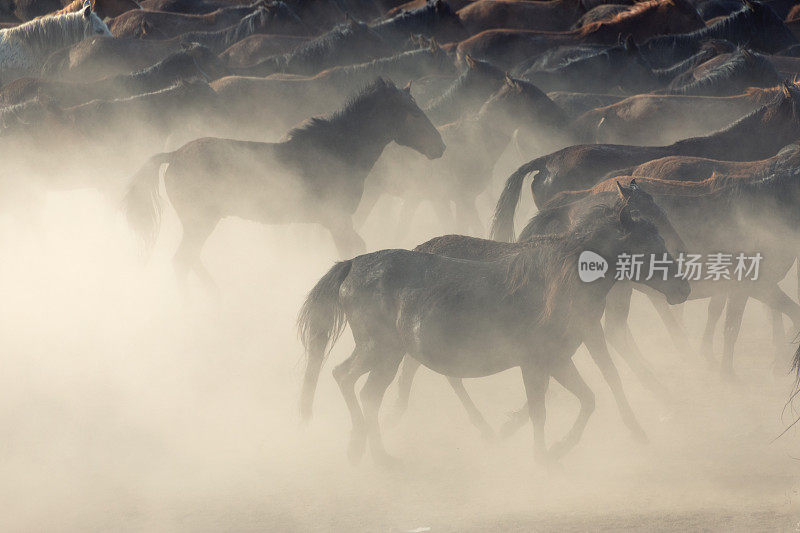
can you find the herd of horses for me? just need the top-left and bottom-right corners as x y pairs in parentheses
(2, 0), (800, 466)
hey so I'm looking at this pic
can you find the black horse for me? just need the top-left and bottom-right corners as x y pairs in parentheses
(123, 78), (445, 289)
(298, 201), (689, 465)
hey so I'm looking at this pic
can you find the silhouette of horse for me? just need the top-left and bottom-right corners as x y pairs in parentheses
(298, 202), (689, 465)
(492, 81), (800, 241)
(123, 79), (445, 288)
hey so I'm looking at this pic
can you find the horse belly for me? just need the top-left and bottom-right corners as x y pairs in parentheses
(408, 322), (529, 378)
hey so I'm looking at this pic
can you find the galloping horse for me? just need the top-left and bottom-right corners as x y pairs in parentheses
(298, 202), (689, 465)
(123, 78), (444, 287)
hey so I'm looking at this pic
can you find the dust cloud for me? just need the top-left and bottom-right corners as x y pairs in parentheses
(0, 157), (798, 532)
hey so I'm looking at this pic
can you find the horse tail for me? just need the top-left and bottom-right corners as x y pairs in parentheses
(297, 259), (353, 422)
(491, 158), (544, 242)
(122, 152), (172, 254)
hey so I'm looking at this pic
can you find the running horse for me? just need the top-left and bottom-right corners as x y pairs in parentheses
(123, 78), (445, 288)
(298, 202), (689, 465)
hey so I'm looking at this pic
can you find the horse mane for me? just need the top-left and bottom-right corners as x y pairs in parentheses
(578, 0), (695, 35)
(672, 85), (800, 147)
(277, 19), (380, 68)
(643, 2), (780, 53)
(72, 78), (213, 113)
(1, 11), (89, 53)
(506, 204), (625, 324)
(324, 46), (441, 79)
(374, 0), (459, 31)
(669, 48), (780, 94)
(283, 78), (397, 142)
(744, 84), (785, 105)
(652, 39), (735, 79)
(478, 76), (569, 125)
(179, 3), (303, 49)
(424, 57), (504, 113)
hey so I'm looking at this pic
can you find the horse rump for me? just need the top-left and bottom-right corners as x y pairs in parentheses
(297, 259), (353, 422)
(122, 151), (171, 254)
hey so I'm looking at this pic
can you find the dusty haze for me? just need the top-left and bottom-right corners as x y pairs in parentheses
(1, 155), (799, 531)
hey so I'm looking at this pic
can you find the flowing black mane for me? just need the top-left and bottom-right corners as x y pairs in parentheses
(668, 48), (781, 95)
(179, 3), (307, 51)
(424, 57), (504, 120)
(641, 2), (796, 66)
(370, 0), (465, 46)
(283, 78), (399, 142)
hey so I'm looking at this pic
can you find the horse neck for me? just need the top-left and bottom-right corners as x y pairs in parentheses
(535, 230), (617, 326)
(338, 51), (429, 87)
(7, 13), (87, 58)
(304, 105), (397, 173)
(670, 104), (783, 160)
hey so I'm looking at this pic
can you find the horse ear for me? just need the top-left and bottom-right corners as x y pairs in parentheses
(344, 11), (356, 26)
(504, 72), (514, 86)
(403, 80), (412, 93)
(429, 38), (440, 52)
(433, 0), (446, 12)
(465, 54), (477, 69)
(629, 178), (639, 190)
(783, 80), (793, 98)
(616, 180), (632, 200)
(742, 0), (756, 11)
(82, 2), (92, 18)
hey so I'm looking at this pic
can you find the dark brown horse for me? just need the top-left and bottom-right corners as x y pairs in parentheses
(123, 79), (445, 288)
(571, 84), (785, 145)
(491, 82), (800, 241)
(457, 0), (588, 34)
(389, 182), (687, 440)
(107, 1), (265, 38)
(455, 0), (704, 68)
(542, 171), (800, 377)
(298, 202), (689, 465)
(3, 43), (228, 108)
(358, 76), (571, 238)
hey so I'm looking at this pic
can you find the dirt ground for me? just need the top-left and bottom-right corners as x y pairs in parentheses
(0, 191), (799, 531)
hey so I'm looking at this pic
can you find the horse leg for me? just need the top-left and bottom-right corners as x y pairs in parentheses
(547, 359), (596, 462)
(353, 180), (381, 230)
(173, 215), (219, 295)
(499, 404), (531, 438)
(332, 348), (371, 465)
(520, 363), (550, 464)
(702, 295), (726, 364)
(583, 321), (647, 442)
(604, 284), (672, 402)
(720, 291), (748, 379)
(387, 355), (422, 426)
(751, 285), (800, 375)
(359, 351), (404, 467)
(327, 216), (366, 258)
(447, 377), (494, 441)
(648, 294), (693, 355)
